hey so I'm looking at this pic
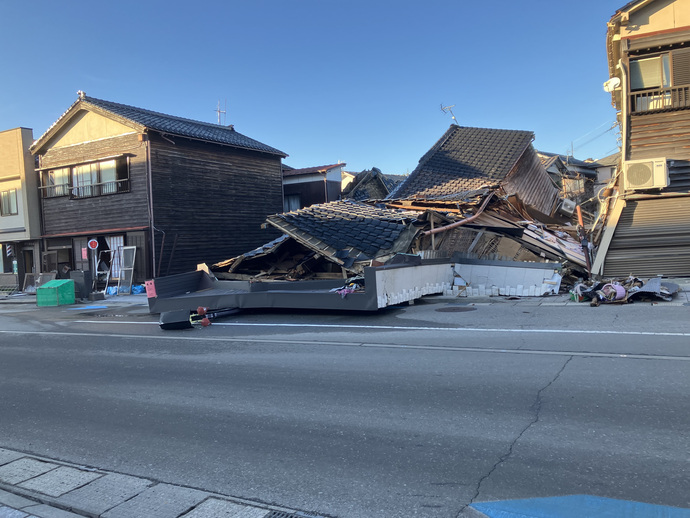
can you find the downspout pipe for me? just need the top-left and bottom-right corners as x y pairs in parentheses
(616, 60), (628, 164)
(145, 135), (156, 279)
(422, 192), (495, 236)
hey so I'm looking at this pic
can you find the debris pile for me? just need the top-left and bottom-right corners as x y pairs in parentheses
(571, 276), (680, 306)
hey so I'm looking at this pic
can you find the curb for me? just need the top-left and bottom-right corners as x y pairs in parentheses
(0, 448), (326, 518)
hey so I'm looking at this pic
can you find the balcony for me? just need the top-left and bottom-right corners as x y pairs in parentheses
(40, 179), (130, 199)
(631, 85), (690, 114)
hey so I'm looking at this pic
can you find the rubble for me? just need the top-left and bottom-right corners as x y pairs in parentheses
(571, 276), (681, 306)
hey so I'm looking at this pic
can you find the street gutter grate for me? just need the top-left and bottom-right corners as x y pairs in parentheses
(435, 306), (477, 312)
(265, 511), (326, 518)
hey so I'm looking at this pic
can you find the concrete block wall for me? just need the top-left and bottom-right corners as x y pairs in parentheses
(449, 262), (561, 298)
(376, 264), (454, 308)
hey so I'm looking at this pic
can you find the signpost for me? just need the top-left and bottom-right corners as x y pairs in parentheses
(88, 239), (98, 289)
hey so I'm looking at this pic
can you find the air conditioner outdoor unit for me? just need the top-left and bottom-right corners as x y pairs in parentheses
(622, 158), (668, 191)
(557, 198), (576, 217)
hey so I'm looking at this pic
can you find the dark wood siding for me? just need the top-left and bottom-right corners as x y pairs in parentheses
(629, 110), (690, 161)
(39, 134), (150, 235)
(149, 135), (283, 276)
(126, 231), (148, 283)
(283, 180), (340, 208)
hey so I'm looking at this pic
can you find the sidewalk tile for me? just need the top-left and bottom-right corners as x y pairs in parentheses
(181, 498), (269, 518)
(57, 473), (152, 516)
(0, 460), (56, 486)
(18, 504), (82, 518)
(0, 489), (37, 511)
(0, 506), (31, 518)
(102, 484), (206, 518)
(0, 451), (25, 468)
(18, 467), (101, 498)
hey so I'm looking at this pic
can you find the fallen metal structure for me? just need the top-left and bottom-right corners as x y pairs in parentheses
(147, 262), (455, 328)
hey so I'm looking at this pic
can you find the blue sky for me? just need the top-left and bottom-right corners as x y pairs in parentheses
(1, 1), (622, 174)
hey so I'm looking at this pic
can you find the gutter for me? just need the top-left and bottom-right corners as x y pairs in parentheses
(422, 192), (495, 236)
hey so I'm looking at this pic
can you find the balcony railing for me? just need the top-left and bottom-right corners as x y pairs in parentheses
(631, 85), (690, 114)
(40, 179), (130, 199)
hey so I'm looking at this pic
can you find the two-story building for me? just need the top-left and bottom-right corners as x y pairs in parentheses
(30, 92), (286, 285)
(0, 128), (41, 291)
(282, 163), (346, 211)
(593, 0), (690, 278)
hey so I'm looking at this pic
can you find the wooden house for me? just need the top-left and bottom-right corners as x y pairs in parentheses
(282, 163), (346, 211)
(30, 92), (286, 285)
(593, 0), (690, 277)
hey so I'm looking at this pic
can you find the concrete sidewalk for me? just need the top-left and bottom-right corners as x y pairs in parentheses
(2, 284), (690, 309)
(0, 448), (321, 518)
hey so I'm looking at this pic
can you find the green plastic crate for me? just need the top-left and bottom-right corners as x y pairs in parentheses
(37, 279), (75, 307)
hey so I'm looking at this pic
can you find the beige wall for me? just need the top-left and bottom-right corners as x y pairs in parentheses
(624, 0), (690, 37)
(48, 110), (136, 149)
(0, 127), (40, 240)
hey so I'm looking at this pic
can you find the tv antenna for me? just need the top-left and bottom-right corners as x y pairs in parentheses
(441, 104), (458, 125)
(215, 99), (227, 125)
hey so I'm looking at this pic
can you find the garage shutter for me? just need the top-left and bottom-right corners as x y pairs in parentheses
(603, 196), (690, 278)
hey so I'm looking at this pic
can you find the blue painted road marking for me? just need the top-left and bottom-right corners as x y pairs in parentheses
(472, 495), (690, 517)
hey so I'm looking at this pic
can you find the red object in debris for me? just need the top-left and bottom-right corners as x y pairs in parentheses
(201, 317), (211, 326)
(196, 306), (208, 316)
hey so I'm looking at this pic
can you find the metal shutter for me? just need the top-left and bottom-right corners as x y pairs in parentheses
(603, 196), (690, 278)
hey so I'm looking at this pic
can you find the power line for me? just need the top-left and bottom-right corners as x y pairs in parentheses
(572, 120), (615, 144)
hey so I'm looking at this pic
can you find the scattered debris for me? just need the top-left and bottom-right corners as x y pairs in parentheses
(159, 306), (240, 330)
(571, 276), (680, 306)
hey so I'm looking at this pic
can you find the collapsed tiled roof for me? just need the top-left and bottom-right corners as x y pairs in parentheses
(32, 94), (286, 157)
(538, 151), (596, 168)
(342, 168), (406, 201)
(265, 200), (420, 263)
(389, 125), (534, 199)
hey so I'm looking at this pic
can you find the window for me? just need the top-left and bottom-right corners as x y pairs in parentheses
(41, 158), (129, 199)
(73, 163), (99, 198)
(44, 167), (70, 197)
(629, 49), (690, 112)
(630, 55), (670, 91)
(0, 189), (18, 216)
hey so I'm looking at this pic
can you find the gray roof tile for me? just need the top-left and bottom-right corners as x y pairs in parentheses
(388, 125), (534, 199)
(266, 200), (419, 259)
(32, 94), (286, 157)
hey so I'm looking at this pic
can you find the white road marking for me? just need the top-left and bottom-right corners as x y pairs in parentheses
(66, 320), (690, 337)
(1, 328), (689, 361)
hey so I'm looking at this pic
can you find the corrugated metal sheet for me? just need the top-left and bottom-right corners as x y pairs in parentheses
(502, 146), (560, 216)
(603, 195), (690, 277)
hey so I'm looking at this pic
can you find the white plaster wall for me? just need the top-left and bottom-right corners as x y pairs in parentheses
(452, 263), (561, 297)
(375, 264), (453, 308)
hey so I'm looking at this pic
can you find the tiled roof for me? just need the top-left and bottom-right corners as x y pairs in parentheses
(538, 151), (599, 169)
(266, 200), (420, 260)
(388, 125), (534, 199)
(342, 169), (405, 201)
(282, 164), (344, 177)
(32, 94), (286, 157)
(595, 151), (620, 167)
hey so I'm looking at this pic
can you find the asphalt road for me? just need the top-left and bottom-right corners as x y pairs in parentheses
(0, 298), (689, 517)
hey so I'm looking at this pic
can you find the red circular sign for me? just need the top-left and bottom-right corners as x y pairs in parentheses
(87, 239), (98, 250)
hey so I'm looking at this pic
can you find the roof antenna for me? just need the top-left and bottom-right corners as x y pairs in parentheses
(441, 104), (458, 125)
(215, 99), (227, 125)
